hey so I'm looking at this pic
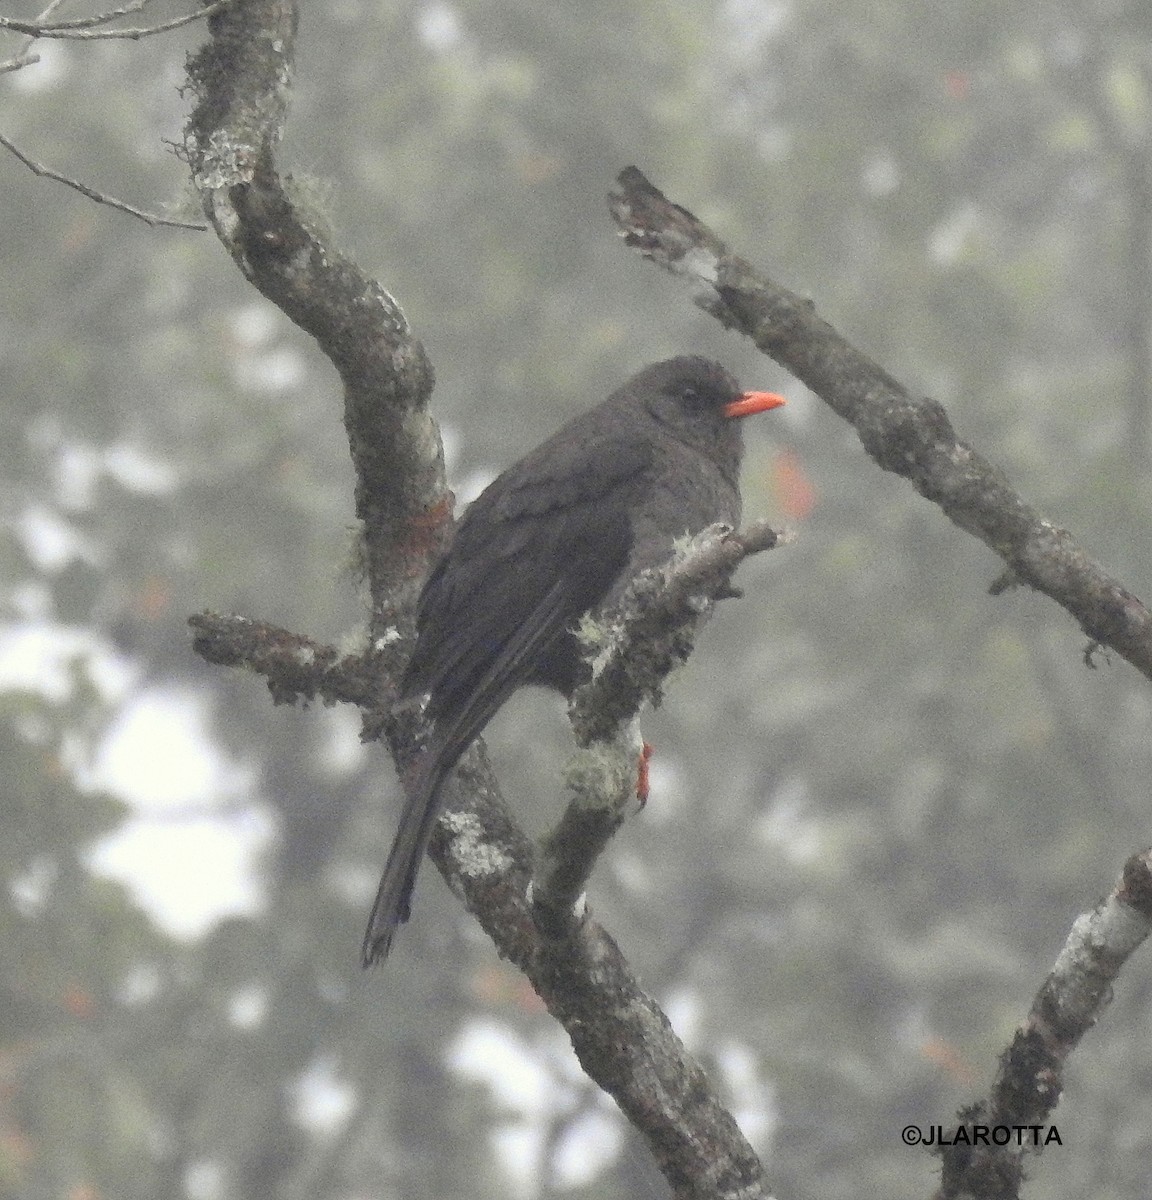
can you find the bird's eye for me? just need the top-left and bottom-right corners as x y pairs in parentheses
(681, 387), (700, 403)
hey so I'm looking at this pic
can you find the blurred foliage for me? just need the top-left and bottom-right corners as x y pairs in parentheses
(3, 0), (1152, 1197)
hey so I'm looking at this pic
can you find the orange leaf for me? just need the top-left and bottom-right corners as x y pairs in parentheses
(771, 448), (817, 521)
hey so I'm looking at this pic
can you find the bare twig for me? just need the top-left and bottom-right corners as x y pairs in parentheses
(0, 0), (231, 40)
(1, 0), (68, 74)
(31, 0), (71, 21)
(0, 130), (206, 229)
(1, 0), (157, 32)
(0, 49), (41, 74)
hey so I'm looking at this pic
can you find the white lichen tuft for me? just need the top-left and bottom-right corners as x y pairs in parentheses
(440, 807), (513, 879)
(194, 131), (256, 191)
(679, 245), (720, 284)
(562, 717), (643, 810)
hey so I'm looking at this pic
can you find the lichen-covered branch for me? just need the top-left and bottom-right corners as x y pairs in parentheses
(571, 518), (785, 745)
(533, 918), (778, 1200)
(532, 520), (787, 932)
(188, 611), (392, 709)
(531, 721), (642, 940)
(182, 0), (444, 627)
(937, 850), (1152, 1197)
(182, 10), (780, 1197)
(189, 603), (780, 1200)
(610, 166), (1152, 683)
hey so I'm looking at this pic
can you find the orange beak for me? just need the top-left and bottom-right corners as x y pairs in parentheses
(724, 390), (787, 420)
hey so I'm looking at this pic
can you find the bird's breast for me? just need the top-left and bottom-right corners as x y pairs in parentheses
(604, 448), (740, 610)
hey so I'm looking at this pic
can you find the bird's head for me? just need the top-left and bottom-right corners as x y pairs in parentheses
(633, 356), (785, 462)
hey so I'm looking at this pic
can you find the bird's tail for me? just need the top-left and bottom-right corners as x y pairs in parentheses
(363, 601), (570, 966)
(360, 744), (453, 966)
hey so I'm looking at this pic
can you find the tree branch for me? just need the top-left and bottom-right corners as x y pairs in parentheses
(571, 518), (785, 746)
(0, 49), (40, 74)
(0, 0), (63, 73)
(533, 520), (788, 931)
(188, 612), (391, 710)
(183, 8), (779, 1197)
(182, 0), (444, 629)
(609, 164), (1152, 1197)
(609, 166), (1152, 684)
(937, 849), (1152, 1198)
(0, 129), (206, 229)
(189, 598), (780, 1200)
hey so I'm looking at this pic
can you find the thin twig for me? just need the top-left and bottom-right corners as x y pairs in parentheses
(35, 0), (73, 18)
(1, 0), (68, 72)
(0, 129), (206, 230)
(0, 50), (40, 74)
(2, 0), (156, 32)
(0, 0), (231, 40)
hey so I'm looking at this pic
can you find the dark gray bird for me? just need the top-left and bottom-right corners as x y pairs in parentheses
(363, 356), (785, 964)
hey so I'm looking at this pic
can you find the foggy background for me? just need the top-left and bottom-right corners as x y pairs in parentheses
(4, 1), (1152, 1197)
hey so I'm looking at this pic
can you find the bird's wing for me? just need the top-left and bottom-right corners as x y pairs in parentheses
(404, 432), (653, 720)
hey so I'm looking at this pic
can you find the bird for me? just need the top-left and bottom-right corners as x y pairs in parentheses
(363, 356), (786, 964)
